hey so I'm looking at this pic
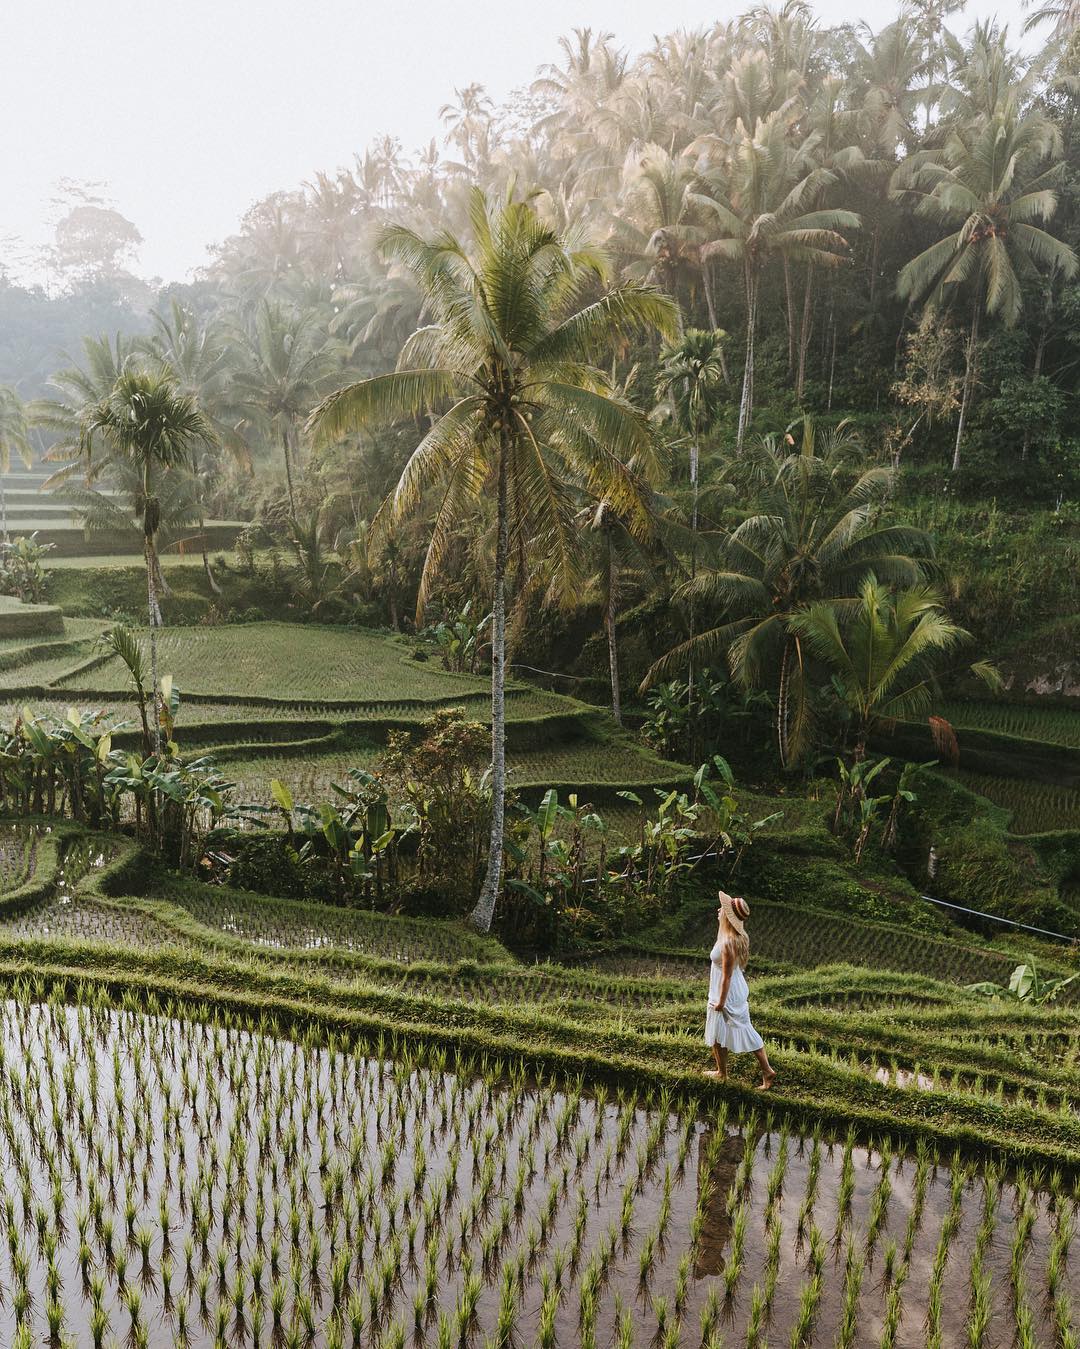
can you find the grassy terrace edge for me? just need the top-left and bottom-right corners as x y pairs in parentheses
(3, 939), (1078, 1170)
(2, 822), (1078, 1172)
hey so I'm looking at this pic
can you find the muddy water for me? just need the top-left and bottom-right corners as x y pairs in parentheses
(0, 818), (43, 892)
(0, 833), (129, 943)
(0, 997), (1070, 1347)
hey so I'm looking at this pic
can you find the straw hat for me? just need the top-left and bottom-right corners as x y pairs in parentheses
(718, 891), (750, 935)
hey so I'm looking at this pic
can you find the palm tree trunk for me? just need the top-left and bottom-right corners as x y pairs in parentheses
(603, 532), (622, 725)
(145, 536), (162, 759)
(199, 514), (222, 596)
(737, 268), (758, 453)
(282, 425), (297, 517)
(702, 262), (731, 387)
(388, 559), (400, 631)
(952, 301), (981, 473)
(782, 256), (796, 375)
(470, 435), (509, 933)
(868, 219), (880, 316)
(601, 604), (620, 739)
(776, 636), (793, 770)
(0, 479), (7, 543)
(796, 264), (814, 403)
(1022, 325), (1047, 462)
(687, 433), (700, 759)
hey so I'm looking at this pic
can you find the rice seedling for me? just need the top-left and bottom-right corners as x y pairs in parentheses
(0, 968), (1067, 1348)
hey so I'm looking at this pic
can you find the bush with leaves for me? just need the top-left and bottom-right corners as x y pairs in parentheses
(502, 756), (781, 948)
(0, 631), (241, 865)
(967, 960), (1079, 1004)
(0, 533), (53, 604)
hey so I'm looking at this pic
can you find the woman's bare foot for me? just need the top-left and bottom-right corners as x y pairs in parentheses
(704, 1068), (727, 1081)
(757, 1068), (776, 1091)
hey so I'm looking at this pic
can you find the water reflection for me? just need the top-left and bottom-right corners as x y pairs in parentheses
(694, 1121), (762, 1276)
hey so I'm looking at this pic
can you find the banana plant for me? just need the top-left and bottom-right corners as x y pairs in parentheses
(832, 755), (892, 838)
(967, 961), (1080, 1005)
(428, 602), (489, 674)
(270, 768), (408, 905)
(49, 707), (122, 827)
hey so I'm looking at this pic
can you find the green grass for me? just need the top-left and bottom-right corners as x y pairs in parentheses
(958, 768), (1080, 833)
(0, 595), (65, 639)
(1, 822), (1080, 1182)
(0, 618), (695, 818)
(940, 699), (1080, 749)
(144, 869), (508, 962)
(222, 735), (688, 806)
(61, 622), (491, 700)
(629, 894), (1059, 985)
(0, 616), (105, 646)
(45, 551), (238, 569)
(0, 972), (1072, 1346)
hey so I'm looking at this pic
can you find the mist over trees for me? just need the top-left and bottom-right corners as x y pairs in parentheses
(4, 2), (1080, 528)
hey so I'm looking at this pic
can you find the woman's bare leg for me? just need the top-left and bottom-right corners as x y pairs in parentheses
(706, 1044), (729, 1079)
(754, 1047), (776, 1090)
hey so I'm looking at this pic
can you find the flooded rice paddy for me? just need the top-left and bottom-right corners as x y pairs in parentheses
(0, 992), (1071, 1347)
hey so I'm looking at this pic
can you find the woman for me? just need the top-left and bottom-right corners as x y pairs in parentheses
(705, 891), (776, 1089)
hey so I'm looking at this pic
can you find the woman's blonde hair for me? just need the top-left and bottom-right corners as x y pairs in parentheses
(721, 918), (750, 969)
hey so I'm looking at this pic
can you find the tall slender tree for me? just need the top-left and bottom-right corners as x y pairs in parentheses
(644, 424), (933, 767)
(143, 301), (245, 592)
(78, 368), (215, 754)
(699, 113), (860, 449)
(897, 109), (1078, 470)
(0, 389), (32, 542)
(309, 188), (677, 931)
(655, 329), (728, 755)
(233, 302), (341, 517)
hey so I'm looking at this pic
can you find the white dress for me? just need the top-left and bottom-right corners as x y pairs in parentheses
(705, 939), (764, 1053)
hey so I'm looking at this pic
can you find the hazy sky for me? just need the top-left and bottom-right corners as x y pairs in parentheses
(0, 0), (1032, 284)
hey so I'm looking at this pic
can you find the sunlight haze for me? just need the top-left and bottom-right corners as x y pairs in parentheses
(1, 0), (1032, 281)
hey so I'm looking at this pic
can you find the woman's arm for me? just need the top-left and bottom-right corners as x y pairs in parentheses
(711, 943), (734, 1011)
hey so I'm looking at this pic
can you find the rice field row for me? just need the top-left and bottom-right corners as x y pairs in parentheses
(0, 618), (107, 655)
(957, 769), (1080, 833)
(221, 738), (684, 809)
(940, 698), (1080, 749)
(0, 822), (41, 894)
(596, 899), (1031, 987)
(59, 623), (490, 702)
(0, 980), (1077, 1348)
(0, 689), (573, 729)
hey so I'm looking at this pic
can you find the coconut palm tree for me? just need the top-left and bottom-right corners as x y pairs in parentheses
(62, 456), (203, 574)
(789, 573), (999, 760)
(574, 498), (656, 726)
(143, 301), (245, 592)
(232, 302), (341, 517)
(644, 424), (933, 767)
(855, 16), (928, 156)
(699, 113), (860, 450)
(655, 330), (728, 753)
(655, 329), (729, 538)
(309, 188), (678, 931)
(897, 109), (1077, 470)
(0, 388), (32, 541)
(1023, 0), (1080, 34)
(77, 368), (215, 755)
(611, 144), (716, 319)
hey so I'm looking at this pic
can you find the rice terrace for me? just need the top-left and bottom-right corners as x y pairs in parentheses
(4, 0), (1080, 1344)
